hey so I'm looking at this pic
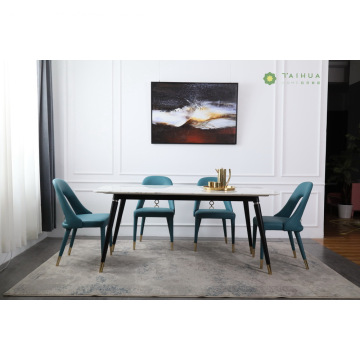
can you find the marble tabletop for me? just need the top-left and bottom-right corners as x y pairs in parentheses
(95, 184), (278, 197)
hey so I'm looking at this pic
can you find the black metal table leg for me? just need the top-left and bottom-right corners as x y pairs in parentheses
(99, 196), (119, 273)
(253, 198), (272, 275)
(243, 201), (253, 255)
(111, 199), (126, 254)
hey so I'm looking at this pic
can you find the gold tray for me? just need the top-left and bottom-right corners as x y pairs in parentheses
(203, 186), (236, 192)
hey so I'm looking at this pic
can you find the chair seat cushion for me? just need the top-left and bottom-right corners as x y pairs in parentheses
(253, 216), (288, 230)
(134, 207), (175, 218)
(195, 209), (235, 219)
(63, 213), (109, 228)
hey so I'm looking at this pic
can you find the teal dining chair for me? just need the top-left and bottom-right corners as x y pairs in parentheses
(252, 182), (313, 269)
(133, 176), (175, 250)
(53, 178), (112, 266)
(193, 177), (236, 252)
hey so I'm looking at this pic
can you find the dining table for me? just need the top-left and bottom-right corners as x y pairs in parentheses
(95, 183), (278, 275)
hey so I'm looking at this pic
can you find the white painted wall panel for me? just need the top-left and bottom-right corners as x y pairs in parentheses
(51, 60), (328, 239)
(160, 60), (231, 82)
(67, 61), (114, 176)
(231, 60), (276, 176)
(281, 61), (323, 176)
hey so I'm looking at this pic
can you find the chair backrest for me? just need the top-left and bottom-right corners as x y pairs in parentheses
(136, 176), (175, 210)
(275, 182), (313, 231)
(193, 177), (233, 215)
(53, 178), (91, 228)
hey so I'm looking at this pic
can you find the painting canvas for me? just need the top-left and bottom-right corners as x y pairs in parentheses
(151, 82), (238, 144)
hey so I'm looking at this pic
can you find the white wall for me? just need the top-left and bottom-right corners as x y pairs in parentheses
(51, 60), (328, 239)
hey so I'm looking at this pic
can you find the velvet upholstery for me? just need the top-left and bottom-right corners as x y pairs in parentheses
(193, 177), (236, 251)
(52, 178), (111, 265)
(133, 176), (175, 248)
(252, 182), (313, 269)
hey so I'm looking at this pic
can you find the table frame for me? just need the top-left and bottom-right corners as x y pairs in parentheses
(98, 191), (272, 275)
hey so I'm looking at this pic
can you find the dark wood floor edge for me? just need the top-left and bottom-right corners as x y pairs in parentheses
(304, 238), (360, 287)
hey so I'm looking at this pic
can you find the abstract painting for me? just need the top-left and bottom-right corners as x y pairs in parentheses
(151, 82), (238, 144)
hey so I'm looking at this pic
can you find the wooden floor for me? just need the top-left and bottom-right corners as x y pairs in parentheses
(313, 211), (360, 266)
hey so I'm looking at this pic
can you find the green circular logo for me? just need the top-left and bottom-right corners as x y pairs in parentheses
(263, 72), (276, 85)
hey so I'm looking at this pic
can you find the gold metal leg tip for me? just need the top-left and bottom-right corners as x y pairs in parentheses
(68, 247), (72, 256)
(252, 248), (255, 257)
(171, 242), (174, 251)
(56, 256), (61, 266)
(267, 264), (272, 275)
(140, 235), (143, 242)
(194, 243), (197, 252)
(293, 250), (297, 258)
(304, 259), (309, 269)
(224, 237), (228, 244)
(260, 259), (263, 269)
(232, 244), (235, 253)
(99, 262), (105, 273)
(133, 241), (136, 250)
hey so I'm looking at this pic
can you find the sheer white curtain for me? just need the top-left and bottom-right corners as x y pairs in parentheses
(0, 60), (42, 253)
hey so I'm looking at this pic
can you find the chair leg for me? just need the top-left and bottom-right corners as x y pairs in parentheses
(252, 224), (257, 257)
(133, 216), (138, 250)
(222, 219), (228, 244)
(294, 232), (309, 269)
(140, 217), (146, 241)
(167, 217), (174, 250)
(57, 228), (71, 266)
(288, 231), (296, 258)
(194, 217), (201, 251)
(231, 218), (235, 253)
(68, 228), (77, 255)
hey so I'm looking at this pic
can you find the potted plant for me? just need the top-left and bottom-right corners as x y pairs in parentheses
(327, 127), (360, 218)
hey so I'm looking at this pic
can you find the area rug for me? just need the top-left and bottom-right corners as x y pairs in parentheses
(4, 239), (360, 298)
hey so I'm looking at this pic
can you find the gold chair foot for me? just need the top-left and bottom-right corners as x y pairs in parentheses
(140, 235), (143, 242)
(224, 236), (228, 244)
(304, 259), (309, 269)
(260, 259), (263, 269)
(99, 262), (105, 273)
(194, 243), (197, 252)
(133, 241), (136, 250)
(232, 244), (235, 253)
(267, 264), (272, 275)
(109, 245), (113, 255)
(252, 248), (255, 257)
(249, 246), (252, 255)
(293, 250), (297, 258)
(68, 247), (72, 256)
(56, 256), (61, 266)
(171, 242), (174, 251)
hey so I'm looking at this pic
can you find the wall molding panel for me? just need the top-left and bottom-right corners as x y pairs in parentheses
(66, 61), (115, 179)
(51, 60), (328, 239)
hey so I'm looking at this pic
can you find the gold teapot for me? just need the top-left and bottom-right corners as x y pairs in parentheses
(215, 168), (231, 188)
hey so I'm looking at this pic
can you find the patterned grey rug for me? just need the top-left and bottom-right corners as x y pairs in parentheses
(4, 239), (360, 298)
